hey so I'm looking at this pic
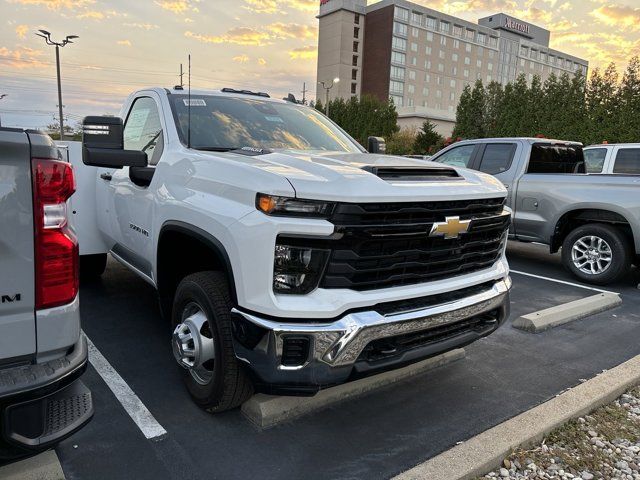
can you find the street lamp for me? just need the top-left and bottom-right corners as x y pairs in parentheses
(318, 77), (340, 117)
(35, 30), (78, 141)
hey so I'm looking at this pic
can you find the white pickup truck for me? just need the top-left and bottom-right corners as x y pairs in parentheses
(584, 144), (640, 175)
(70, 87), (512, 412)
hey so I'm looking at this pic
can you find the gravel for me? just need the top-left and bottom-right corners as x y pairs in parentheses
(480, 387), (640, 480)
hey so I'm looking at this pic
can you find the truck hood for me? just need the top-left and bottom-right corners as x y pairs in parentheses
(218, 150), (506, 202)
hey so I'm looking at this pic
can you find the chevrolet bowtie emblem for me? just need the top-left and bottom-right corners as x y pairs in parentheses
(429, 216), (472, 239)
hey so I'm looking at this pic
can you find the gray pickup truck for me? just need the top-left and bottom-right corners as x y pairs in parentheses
(0, 127), (93, 463)
(431, 138), (640, 285)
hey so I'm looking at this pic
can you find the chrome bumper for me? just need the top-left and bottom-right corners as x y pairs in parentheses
(231, 277), (511, 394)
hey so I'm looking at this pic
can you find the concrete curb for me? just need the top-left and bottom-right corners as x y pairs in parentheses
(242, 348), (466, 429)
(0, 450), (65, 480)
(393, 353), (640, 480)
(512, 292), (622, 333)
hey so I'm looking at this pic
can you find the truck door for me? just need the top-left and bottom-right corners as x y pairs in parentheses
(102, 95), (166, 281)
(471, 142), (518, 233)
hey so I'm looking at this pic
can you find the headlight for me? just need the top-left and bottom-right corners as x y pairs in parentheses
(273, 244), (330, 294)
(256, 193), (335, 218)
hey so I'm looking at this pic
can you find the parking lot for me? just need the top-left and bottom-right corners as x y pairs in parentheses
(52, 242), (640, 480)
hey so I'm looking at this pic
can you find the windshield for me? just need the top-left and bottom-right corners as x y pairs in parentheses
(169, 94), (362, 153)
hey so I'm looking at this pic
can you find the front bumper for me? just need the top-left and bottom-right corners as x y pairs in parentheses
(0, 335), (93, 462)
(231, 277), (511, 395)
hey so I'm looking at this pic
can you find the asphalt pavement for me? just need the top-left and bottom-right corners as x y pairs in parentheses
(55, 243), (640, 480)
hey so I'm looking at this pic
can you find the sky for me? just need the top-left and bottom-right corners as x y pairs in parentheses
(1, 0), (640, 129)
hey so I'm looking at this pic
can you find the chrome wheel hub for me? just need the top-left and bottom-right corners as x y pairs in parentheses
(172, 302), (215, 385)
(571, 235), (613, 275)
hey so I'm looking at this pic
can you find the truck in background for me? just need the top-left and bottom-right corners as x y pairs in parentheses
(431, 138), (640, 285)
(68, 86), (512, 412)
(0, 127), (93, 464)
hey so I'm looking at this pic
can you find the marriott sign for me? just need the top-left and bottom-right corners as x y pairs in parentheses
(504, 17), (531, 35)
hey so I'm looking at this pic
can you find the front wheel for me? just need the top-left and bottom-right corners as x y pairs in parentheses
(561, 224), (631, 285)
(171, 271), (253, 412)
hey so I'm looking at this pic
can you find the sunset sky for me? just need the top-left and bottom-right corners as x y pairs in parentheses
(1, 0), (640, 129)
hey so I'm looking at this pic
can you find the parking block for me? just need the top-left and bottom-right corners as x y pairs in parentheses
(242, 348), (466, 429)
(512, 292), (622, 333)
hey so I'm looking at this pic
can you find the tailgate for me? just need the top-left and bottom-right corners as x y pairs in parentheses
(0, 129), (36, 362)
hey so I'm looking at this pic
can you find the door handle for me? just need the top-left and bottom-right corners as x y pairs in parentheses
(100, 173), (113, 181)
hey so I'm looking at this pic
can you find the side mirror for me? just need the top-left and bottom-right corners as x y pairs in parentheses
(368, 136), (386, 154)
(82, 116), (147, 169)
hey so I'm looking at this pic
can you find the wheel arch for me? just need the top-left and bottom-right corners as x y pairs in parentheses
(157, 221), (238, 317)
(551, 208), (635, 253)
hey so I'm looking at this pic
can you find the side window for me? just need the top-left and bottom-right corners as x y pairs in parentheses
(434, 145), (476, 168)
(526, 144), (585, 174)
(478, 143), (515, 175)
(123, 97), (164, 166)
(583, 148), (607, 173)
(613, 148), (640, 174)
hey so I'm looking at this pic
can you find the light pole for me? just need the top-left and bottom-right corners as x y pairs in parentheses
(318, 77), (340, 117)
(35, 30), (78, 141)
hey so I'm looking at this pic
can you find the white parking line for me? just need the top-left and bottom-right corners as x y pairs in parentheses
(86, 336), (167, 440)
(510, 269), (619, 295)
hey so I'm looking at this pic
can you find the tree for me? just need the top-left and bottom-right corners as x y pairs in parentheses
(618, 57), (640, 142)
(386, 127), (418, 156)
(413, 120), (444, 154)
(453, 81), (486, 139)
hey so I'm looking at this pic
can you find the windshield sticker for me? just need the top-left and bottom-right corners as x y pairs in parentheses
(264, 115), (284, 123)
(183, 99), (206, 106)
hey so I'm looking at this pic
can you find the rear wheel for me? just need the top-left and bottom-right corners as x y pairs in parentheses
(80, 253), (107, 279)
(561, 224), (631, 285)
(171, 271), (253, 412)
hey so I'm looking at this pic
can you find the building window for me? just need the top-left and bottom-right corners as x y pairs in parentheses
(454, 39), (460, 49)
(390, 65), (405, 80)
(394, 7), (409, 22)
(422, 87), (429, 96)
(466, 29), (474, 40)
(438, 63), (444, 72)
(411, 12), (422, 24)
(390, 95), (403, 107)
(440, 36), (447, 46)
(426, 31), (433, 42)
(478, 46), (484, 57)
(391, 51), (406, 65)
(389, 80), (404, 94)
(407, 97), (414, 107)
(477, 60), (482, 68)
(453, 25), (463, 37)
(425, 46), (432, 55)
(452, 66), (457, 75)
(436, 76), (442, 85)
(411, 27), (419, 38)
(408, 84), (415, 94)
(411, 57), (417, 66)
(450, 79), (456, 88)
(436, 89), (442, 98)
(353, 41), (359, 53)
(464, 57), (470, 65)
(352, 55), (358, 66)
(425, 73), (431, 82)
(450, 91), (455, 101)
(440, 21), (450, 33)
(439, 50), (445, 59)
(392, 36), (407, 51)
(452, 53), (458, 62)
(426, 16), (437, 29)
(351, 83), (357, 95)
(394, 22), (408, 37)
(465, 43), (472, 53)
(464, 69), (469, 78)
(354, 27), (359, 38)
(488, 63), (493, 71)
(355, 13), (360, 24)
(489, 50), (495, 59)
(425, 60), (431, 69)
(409, 70), (416, 80)
(489, 37), (498, 48)
(477, 33), (486, 44)
(411, 42), (418, 52)
(487, 74), (492, 83)
(352, 69), (357, 80)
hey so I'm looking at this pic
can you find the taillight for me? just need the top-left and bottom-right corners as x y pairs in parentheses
(31, 158), (78, 310)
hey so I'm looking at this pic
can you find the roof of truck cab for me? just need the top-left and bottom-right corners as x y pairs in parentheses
(456, 137), (582, 145)
(585, 143), (640, 148)
(136, 87), (292, 104)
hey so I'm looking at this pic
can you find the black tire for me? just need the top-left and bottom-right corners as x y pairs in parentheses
(80, 254), (107, 279)
(171, 271), (253, 412)
(561, 223), (631, 285)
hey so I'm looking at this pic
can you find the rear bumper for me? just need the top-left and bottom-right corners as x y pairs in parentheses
(231, 277), (511, 395)
(0, 336), (93, 461)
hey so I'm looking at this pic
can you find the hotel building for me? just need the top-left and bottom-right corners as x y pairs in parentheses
(316, 0), (589, 136)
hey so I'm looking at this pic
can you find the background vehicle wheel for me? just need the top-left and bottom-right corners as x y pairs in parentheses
(80, 253), (107, 279)
(171, 271), (253, 412)
(561, 223), (631, 285)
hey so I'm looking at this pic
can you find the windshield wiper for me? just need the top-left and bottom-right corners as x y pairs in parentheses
(194, 146), (240, 152)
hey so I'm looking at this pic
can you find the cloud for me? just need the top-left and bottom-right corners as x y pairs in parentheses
(185, 28), (272, 46)
(0, 46), (46, 69)
(289, 45), (317, 60)
(590, 4), (640, 31)
(123, 22), (159, 30)
(7, 0), (94, 9)
(15, 24), (29, 39)
(243, 0), (316, 14)
(76, 9), (126, 19)
(117, 39), (132, 47)
(155, 0), (199, 14)
(552, 31), (640, 68)
(185, 22), (317, 47)
(258, 58), (267, 65)
(233, 54), (249, 63)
